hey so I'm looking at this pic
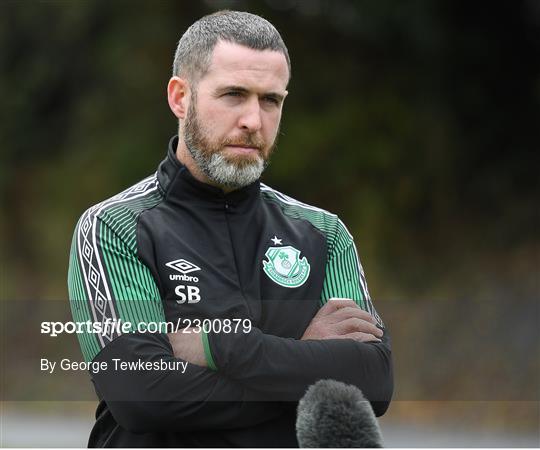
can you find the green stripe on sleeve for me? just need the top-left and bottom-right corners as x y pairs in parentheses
(98, 219), (165, 324)
(202, 332), (218, 371)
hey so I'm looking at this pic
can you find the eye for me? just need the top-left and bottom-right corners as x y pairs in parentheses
(224, 91), (243, 97)
(262, 96), (280, 106)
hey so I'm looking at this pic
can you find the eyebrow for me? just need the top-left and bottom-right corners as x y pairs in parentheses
(214, 85), (286, 102)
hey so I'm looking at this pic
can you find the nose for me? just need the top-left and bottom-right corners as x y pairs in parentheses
(237, 97), (262, 132)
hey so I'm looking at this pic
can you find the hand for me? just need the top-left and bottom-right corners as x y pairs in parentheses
(167, 329), (207, 367)
(301, 298), (383, 343)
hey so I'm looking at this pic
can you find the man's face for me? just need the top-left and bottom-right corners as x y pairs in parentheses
(183, 40), (289, 189)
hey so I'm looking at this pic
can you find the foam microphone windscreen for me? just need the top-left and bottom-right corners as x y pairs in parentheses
(296, 379), (383, 448)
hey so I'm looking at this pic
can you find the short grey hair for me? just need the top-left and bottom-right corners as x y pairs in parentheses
(173, 10), (291, 84)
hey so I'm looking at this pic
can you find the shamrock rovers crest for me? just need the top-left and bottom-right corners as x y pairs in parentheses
(263, 245), (310, 288)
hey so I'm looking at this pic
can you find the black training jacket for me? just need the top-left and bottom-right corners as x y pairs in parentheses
(68, 136), (393, 447)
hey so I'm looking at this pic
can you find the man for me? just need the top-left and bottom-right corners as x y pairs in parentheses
(68, 10), (393, 447)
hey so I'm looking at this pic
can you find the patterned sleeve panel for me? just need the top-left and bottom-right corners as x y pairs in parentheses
(68, 215), (165, 362)
(67, 177), (166, 362)
(320, 218), (383, 327)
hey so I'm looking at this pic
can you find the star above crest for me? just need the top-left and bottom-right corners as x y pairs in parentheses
(271, 236), (282, 245)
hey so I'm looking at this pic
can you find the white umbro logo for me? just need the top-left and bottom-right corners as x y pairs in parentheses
(166, 259), (201, 274)
(166, 259), (202, 304)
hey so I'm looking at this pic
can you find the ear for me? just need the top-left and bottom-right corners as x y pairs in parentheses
(167, 76), (189, 119)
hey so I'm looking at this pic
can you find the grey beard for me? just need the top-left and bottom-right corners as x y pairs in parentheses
(186, 142), (266, 189)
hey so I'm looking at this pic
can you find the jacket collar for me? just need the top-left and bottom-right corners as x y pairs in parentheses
(157, 135), (261, 208)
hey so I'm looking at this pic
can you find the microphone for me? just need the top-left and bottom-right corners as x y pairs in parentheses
(296, 379), (383, 448)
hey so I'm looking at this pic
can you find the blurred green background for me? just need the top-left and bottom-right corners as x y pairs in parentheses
(1, 0), (539, 446)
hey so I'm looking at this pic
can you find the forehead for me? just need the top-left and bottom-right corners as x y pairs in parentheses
(201, 40), (289, 91)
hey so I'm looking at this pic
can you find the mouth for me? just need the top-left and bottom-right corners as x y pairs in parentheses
(224, 145), (260, 154)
